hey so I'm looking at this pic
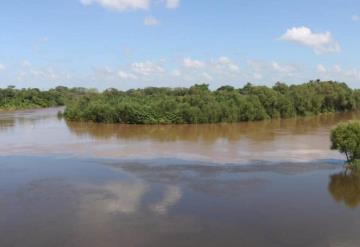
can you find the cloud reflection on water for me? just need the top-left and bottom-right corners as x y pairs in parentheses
(80, 180), (182, 216)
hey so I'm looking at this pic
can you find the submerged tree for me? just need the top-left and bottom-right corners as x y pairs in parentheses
(330, 122), (360, 162)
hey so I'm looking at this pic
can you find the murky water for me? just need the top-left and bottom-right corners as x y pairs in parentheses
(1, 107), (360, 163)
(1, 108), (360, 246)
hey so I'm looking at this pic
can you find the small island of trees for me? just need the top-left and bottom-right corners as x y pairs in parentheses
(63, 80), (360, 124)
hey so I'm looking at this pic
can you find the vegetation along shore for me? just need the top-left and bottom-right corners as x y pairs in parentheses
(2, 80), (360, 124)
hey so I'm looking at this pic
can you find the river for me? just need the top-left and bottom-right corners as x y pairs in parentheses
(1, 108), (360, 246)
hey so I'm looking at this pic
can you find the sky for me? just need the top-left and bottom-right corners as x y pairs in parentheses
(0, 0), (360, 90)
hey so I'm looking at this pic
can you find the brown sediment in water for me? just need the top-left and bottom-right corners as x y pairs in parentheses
(1, 108), (360, 246)
(0, 155), (359, 247)
(0, 108), (359, 163)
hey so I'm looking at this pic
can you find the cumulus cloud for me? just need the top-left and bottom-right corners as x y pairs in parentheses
(177, 57), (245, 86)
(0, 64), (6, 71)
(118, 70), (138, 80)
(352, 15), (360, 22)
(316, 64), (360, 82)
(211, 57), (240, 73)
(88, 57), (242, 89)
(131, 61), (164, 76)
(144, 16), (160, 26)
(15, 60), (72, 87)
(183, 57), (205, 69)
(80, 0), (180, 11)
(271, 62), (297, 75)
(80, 0), (150, 11)
(247, 60), (301, 81)
(280, 26), (341, 54)
(88, 60), (166, 88)
(20, 57), (359, 90)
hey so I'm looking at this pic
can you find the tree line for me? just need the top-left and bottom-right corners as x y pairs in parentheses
(2, 81), (360, 124)
(0, 86), (93, 111)
(63, 81), (360, 124)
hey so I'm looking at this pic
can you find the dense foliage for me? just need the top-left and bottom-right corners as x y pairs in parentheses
(64, 81), (360, 124)
(331, 122), (360, 162)
(0, 86), (93, 111)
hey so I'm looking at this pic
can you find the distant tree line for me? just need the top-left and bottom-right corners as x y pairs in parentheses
(1, 81), (360, 123)
(0, 86), (94, 111)
(62, 80), (360, 124)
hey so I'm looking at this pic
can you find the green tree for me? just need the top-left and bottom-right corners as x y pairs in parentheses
(331, 122), (360, 162)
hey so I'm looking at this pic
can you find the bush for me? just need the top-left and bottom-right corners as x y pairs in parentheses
(331, 122), (360, 162)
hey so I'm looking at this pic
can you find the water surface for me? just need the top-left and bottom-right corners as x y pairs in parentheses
(1, 107), (359, 163)
(1, 108), (360, 246)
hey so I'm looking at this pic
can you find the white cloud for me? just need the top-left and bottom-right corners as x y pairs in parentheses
(80, 0), (180, 11)
(183, 57), (205, 69)
(352, 15), (360, 22)
(118, 70), (137, 80)
(144, 16), (160, 26)
(280, 26), (341, 54)
(247, 60), (301, 82)
(80, 0), (150, 11)
(212, 57), (240, 72)
(131, 61), (164, 76)
(315, 64), (360, 82)
(11, 57), (360, 90)
(165, 0), (180, 9)
(0, 64), (5, 71)
(177, 57), (244, 86)
(16, 60), (71, 86)
(271, 62), (297, 74)
(91, 56), (241, 88)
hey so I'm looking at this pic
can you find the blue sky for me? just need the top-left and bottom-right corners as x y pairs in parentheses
(0, 0), (359, 89)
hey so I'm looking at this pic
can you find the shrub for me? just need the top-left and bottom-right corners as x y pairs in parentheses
(331, 122), (360, 162)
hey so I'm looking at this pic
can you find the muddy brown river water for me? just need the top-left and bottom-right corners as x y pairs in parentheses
(1, 108), (360, 246)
